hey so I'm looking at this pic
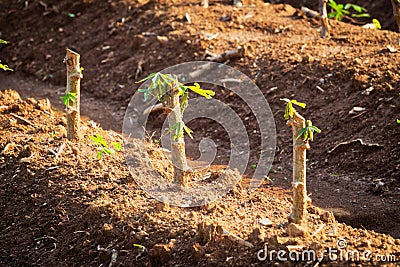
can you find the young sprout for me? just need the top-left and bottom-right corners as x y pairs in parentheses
(61, 92), (76, 108)
(137, 72), (215, 186)
(281, 98), (321, 225)
(297, 120), (322, 142)
(137, 73), (214, 141)
(89, 134), (122, 159)
(280, 98), (306, 120)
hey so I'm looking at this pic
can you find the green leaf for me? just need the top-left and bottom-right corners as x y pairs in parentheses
(61, 92), (76, 107)
(351, 13), (370, 18)
(308, 125), (322, 133)
(0, 39), (8, 45)
(111, 142), (122, 151)
(397, 119), (400, 124)
(67, 12), (76, 18)
(296, 128), (308, 140)
(328, 0), (338, 9)
(160, 73), (175, 87)
(89, 134), (108, 147)
(297, 123), (321, 142)
(136, 72), (156, 83)
(103, 147), (113, 155)
(133, 244), (144, 249)
(96, 151), (103, 159)
(349, 4), (366, 13)
(183, 125), (193, 139)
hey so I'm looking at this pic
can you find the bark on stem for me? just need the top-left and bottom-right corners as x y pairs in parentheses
(64, 49), (82, 140)
(287, 112), (310, 224)
(391, 0), (400, 31)
(319, 0), (330, 38)
(165, 86), (188, 186)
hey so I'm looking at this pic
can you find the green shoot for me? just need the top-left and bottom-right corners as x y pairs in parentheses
(344, 3), (369, 18)
(166, 122), (194, 141)
(137, 73), (214, 105)
(297, 120), (322, 142)
(0, 39), (7, 45)
(397, 119), (400, 124)
(328, 0), (370, 21)
(328, 1), (380, 30)
(137, 72), (215, 140)
(328, 0), (350, 20)
(280, 98), (306, 120)
(61, 92), (76, 108)
(89, 134), (122, 159)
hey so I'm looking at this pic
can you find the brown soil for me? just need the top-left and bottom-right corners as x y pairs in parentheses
(1, 0), (400, 266)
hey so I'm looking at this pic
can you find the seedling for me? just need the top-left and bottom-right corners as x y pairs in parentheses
(64, 49), (82, 140)
(297, 120), (321, 142)
(89, 134), (122, 159)
(137, 72), (215, 186)
(0, 39), (13, 71)
(281, 98), (321, 224)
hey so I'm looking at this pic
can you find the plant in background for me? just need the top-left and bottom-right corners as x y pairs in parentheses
(89, 134), (122, 159)
(328, 0), (370, 21)
(137, 72), (215, 186)
(281, 98), (321, 225)
(0, 39), (13, 71)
